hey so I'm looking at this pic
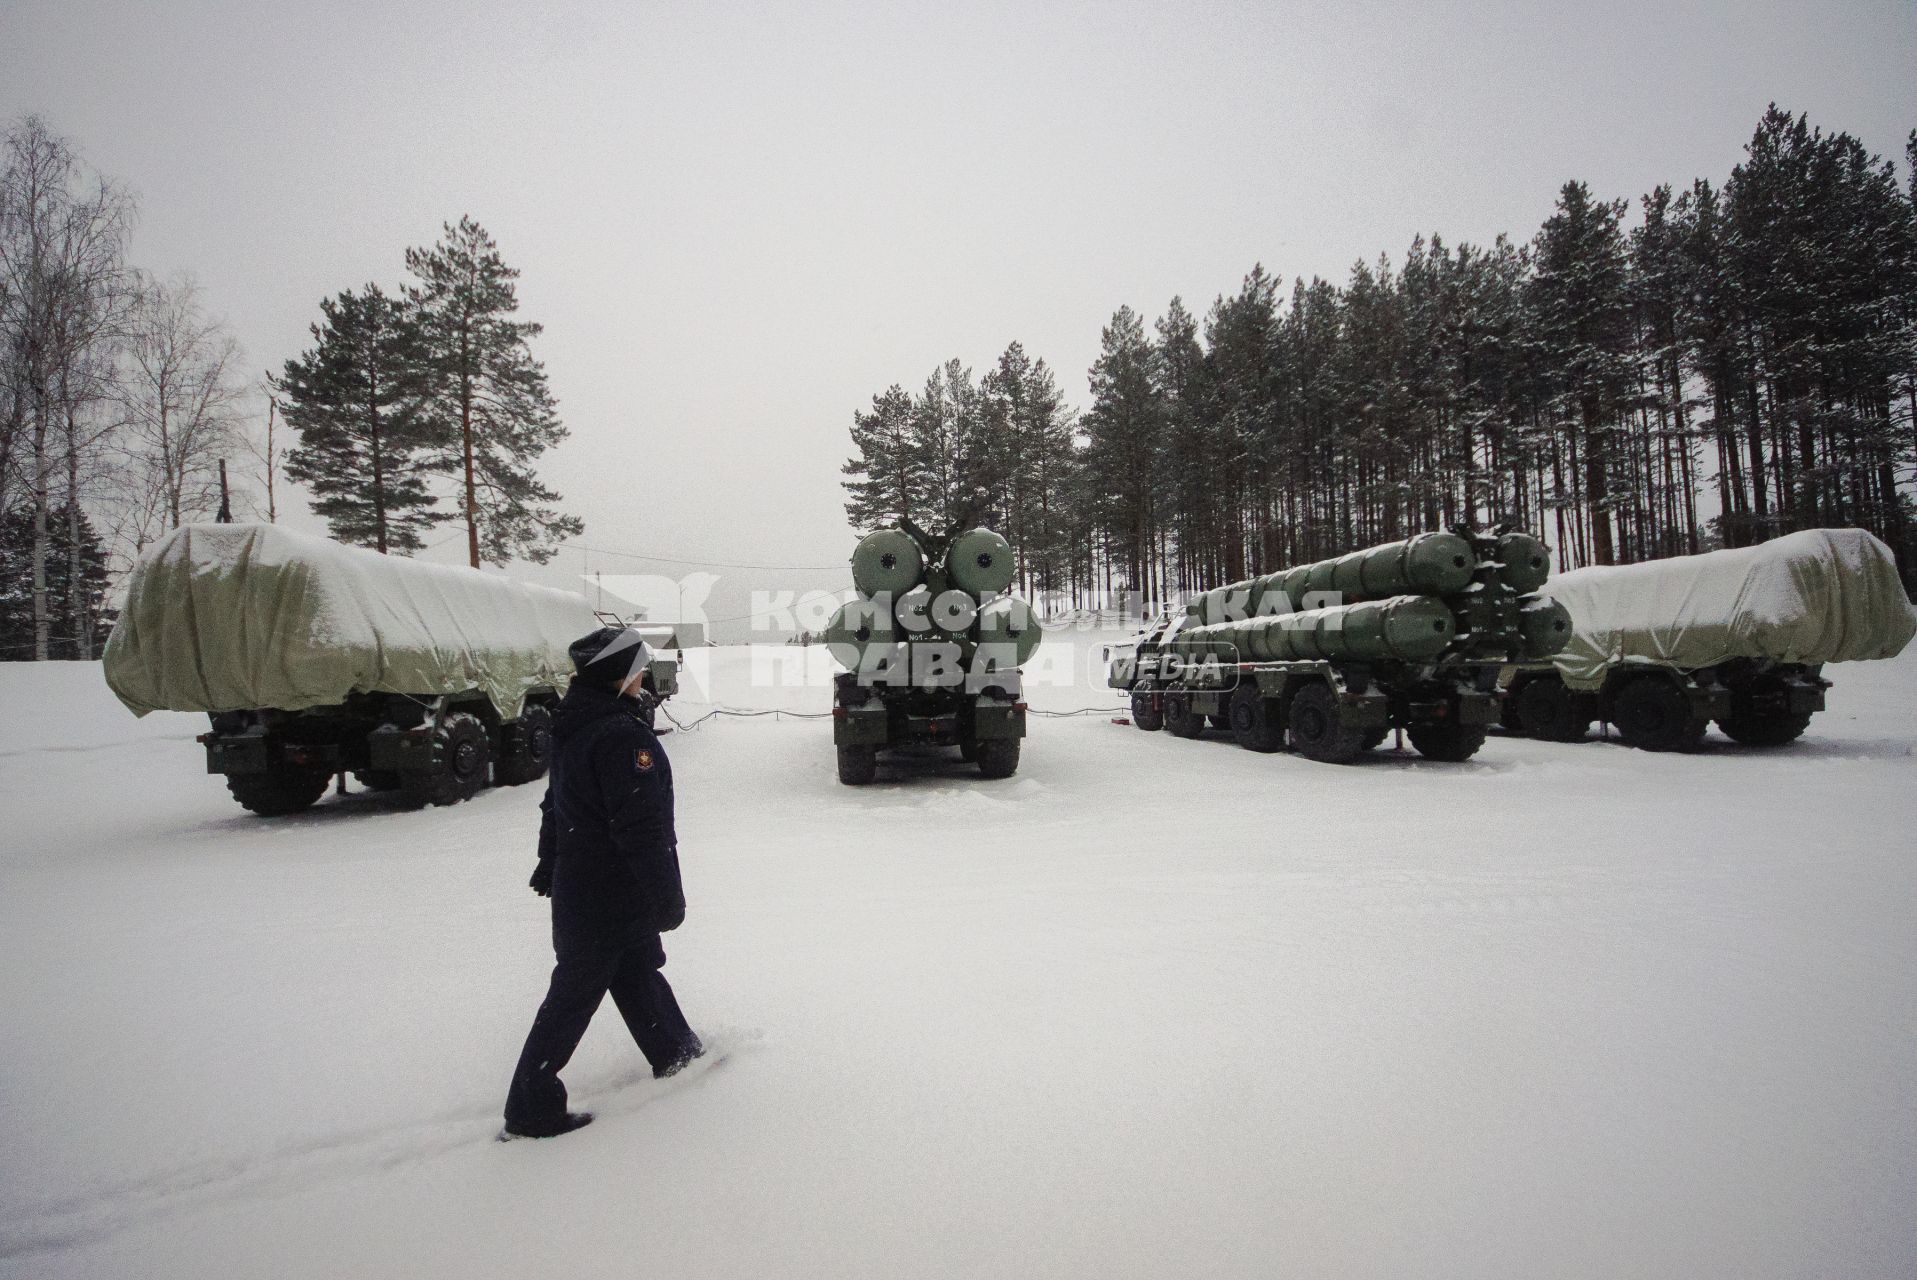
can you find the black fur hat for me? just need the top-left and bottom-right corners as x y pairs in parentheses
(568, 626), (654, 683)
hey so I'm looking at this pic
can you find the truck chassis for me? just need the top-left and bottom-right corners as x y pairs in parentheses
(1500, 658), (1828, 751)
(1112, 642), (1503, 765)
(198, 659), (680, 816)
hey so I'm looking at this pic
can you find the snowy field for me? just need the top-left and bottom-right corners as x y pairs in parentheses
(2, 630), (1914, 1278)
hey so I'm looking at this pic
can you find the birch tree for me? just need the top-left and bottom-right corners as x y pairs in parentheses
(0, 115), (133, 659)
(115, 273), (246, 552)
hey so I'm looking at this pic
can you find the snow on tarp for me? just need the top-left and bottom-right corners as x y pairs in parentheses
(102, 523), (598, 719)
(1539, 528), (1917, 691)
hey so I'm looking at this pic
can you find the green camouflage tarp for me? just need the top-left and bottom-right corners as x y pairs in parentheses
(1538, 528), (1916, 691)
(103, 524), (598, 719)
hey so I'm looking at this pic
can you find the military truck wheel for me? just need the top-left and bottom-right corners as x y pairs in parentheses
(837, 744), (878, 785)
(400, 712), (493, 806)
(1163, 691), (1207, 739)
(1286, 683), (1365, 764)
(1406, 720), (1488, 762)
(1130, 686), (1164, 732)
(1717, 707), (1812, 746)
(959, 739), (980, 762)
(976, 738), (1020, 779)
(495, 705), (555, 786)
(1514, 676), (1591, 742)
(352, 769), (403, 792)
(1359, 726), (1391, 751)
(1207, 713), (1231, 731)
(1611, 678), (1706, 752)
(1228, 683), (1284, 753)
(226, 766), (332, 817)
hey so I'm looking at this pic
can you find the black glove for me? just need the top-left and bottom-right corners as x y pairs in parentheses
(529, 857), (553, 898)
(653, 896), (686, 933)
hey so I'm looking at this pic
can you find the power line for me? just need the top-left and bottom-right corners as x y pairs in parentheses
(657, 702), (1128, 733)
(565, 540), (844, 573)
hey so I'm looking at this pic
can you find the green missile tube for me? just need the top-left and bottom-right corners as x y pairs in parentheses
(1497, 532), (1551, 594)
(1169, 595), (1456, 664)
(1187, 530), (1557, 620)
(946, 528), (1016, 597)
(826, 598), (899, 670)
(851, 528), (925, 598)
(893, 584), (978, 657)
(1209, 532), (1480, 614)
(1318, 532), (1477, 599)
(973, 595), (1043, 667)
(1517, 597), (1573, 659)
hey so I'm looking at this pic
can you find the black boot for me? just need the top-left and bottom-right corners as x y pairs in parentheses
(653, 1036), (706, 1079)
(500, 1110), (595, 1140)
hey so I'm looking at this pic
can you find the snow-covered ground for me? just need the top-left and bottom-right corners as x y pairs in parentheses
(2, 631), (1914, 1278)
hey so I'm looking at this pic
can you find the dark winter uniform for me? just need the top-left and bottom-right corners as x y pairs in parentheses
(503, 658), (701, 1138)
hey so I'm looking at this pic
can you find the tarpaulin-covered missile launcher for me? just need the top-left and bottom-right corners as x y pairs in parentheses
(824, 520), (1042, 785)
(102, 524), (680, 816)
(1499, 528), (1916, 751)
(1107, 528), (1571, 764)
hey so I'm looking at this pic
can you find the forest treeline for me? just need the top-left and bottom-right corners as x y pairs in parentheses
(1, 114), (581, 660)
(843, 107), (1917, 606)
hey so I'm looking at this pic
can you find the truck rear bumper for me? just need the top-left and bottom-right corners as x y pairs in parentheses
(833, 705), (890, 747)
(972, 701), (1026, 741)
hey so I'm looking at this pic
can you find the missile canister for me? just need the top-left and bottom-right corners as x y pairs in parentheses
(891, 584), (977, 657)
(1172, 594), (1456, 664)
(833, 523), (1039, 676)
(974, 595), (1042, 666)
(1192, 532), (1478, 620)
(1308, 531), (1477, 600)
(1517, 596), (1573, 659)
(826, 598), (900, 669)
(946, 528), (1016, 597)
(851, 528), (925, 598)
(1497, 532), (1551, 594)
(1187, 582), (1248, 624)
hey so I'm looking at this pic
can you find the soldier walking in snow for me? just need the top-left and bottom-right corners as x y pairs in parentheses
(502, 626), (703, 1139)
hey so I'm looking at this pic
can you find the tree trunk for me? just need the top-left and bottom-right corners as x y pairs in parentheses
(31, 380), (51, 661)
(66, 402), (89, 659)
(368, 354), (388, 554)
(263, 398), (279, 522)
(1580, 395), (1614, 565)
(460, 324), (479, 567)
(1745, 377), (1768, 531)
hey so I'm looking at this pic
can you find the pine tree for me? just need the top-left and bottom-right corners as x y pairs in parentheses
(1904, 132), (1917, 465)
(1529, 181), (1636, 565)
(841, 384), (919, 529)
(406, 217), (581, 565)
(1017, 355), (1079, 601)
(0, 502), (109, 660)
(1630, 187), (1704, 558)
(981, 342), (1075, 595)
(1201, 268), (1282, 581)
(1720, 108), (1917, 559)
(908, 359), (992, 533)
(279, 285), (444, 554)
(1081, 307), (1165, 595)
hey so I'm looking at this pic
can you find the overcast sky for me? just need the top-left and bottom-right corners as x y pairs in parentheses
(6, 0), (1915, 626)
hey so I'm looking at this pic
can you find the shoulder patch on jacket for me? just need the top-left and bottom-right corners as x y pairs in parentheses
(635, 747), (656, 773)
